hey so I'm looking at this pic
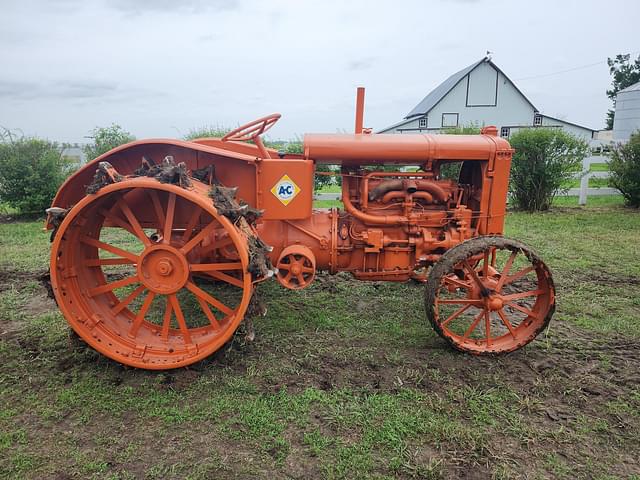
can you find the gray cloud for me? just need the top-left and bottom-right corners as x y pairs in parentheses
(0, 79), (118, 100)
(347, 58), (376, 71)
(107, 0), (240, 15)
(0, 0), (637, 143)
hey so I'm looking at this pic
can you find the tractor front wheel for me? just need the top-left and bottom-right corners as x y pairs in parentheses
(425, 236), (555, 355)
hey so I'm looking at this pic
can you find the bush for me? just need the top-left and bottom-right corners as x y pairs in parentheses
(608, 130), (640, 207)
(83, 124), (135, 161)
(0, 131), (71, 213)
(508, 128), (588, 212)
(183, 126), (230, 141)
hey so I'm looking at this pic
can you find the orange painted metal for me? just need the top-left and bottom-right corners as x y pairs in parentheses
(354, 86), (365, 134)
(45, 87), (549, 369)
(276, 245), (316, 290)
(50, 178), (253, 369)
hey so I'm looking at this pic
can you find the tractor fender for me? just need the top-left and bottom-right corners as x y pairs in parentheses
(50, 139), (259, 214)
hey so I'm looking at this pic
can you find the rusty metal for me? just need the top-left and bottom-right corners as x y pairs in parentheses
(46, 87), (555, 369)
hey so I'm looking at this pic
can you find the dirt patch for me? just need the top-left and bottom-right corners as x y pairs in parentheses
(0, 267), (48, 293)
(567, 268), (640, 287)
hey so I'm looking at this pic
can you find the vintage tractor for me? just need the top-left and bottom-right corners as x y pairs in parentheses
(46, 88), (555, 369)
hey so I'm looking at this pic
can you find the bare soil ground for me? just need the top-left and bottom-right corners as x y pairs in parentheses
(1, 203), (639, 479)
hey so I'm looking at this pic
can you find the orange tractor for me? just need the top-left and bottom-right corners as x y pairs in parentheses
(46, 88), (555, 369)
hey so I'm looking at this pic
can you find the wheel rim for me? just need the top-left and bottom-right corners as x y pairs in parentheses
(50, 178), (253, 369)
(276, 245), (316, 290)
(431, 240), (554, 354)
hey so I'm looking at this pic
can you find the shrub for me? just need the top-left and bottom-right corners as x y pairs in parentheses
(608, 130), (640, 207)
(0, 131), (71, 214)
(183, 126), (230, 141)
(508, 128), (588, 212)
(83, 124), (135, 161)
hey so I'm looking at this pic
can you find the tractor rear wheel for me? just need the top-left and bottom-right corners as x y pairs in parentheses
(425, 236), (555, 354)
(50, 178), (253, 369)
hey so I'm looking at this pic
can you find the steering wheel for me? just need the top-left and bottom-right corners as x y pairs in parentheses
(222, 113), (281, 142)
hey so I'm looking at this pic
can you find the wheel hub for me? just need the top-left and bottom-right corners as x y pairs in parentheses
(486, 295), (504, 311)
(138, 244), (189, 294)
(290, 262), (302, 275)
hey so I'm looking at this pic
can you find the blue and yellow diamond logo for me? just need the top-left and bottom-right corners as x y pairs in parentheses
(271, 174), (300, 206)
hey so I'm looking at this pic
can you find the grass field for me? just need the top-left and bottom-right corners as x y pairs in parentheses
(1, 196), (639, 479)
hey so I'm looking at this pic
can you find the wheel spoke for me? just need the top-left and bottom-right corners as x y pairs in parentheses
(201, 235), (234, 255)
(163, 192), (176, 244)
(190, 262), (242, 272)
(443, 275), (471, 290)
(112, 285), (146, 314)
(490, 247), (497, 267)
(463, 310), (485, 339)
(496, 251), (518, 291)
(497, 308), (517, 338)
(185, 281), (233, 316)
(149, 190), (165, 232)
(296, 273), (305, 284)
(302, 266), (315, 274)
(503, 289), (544, 301)
(169, 294), (192, 344)
(99, 208), (137, 237)
(181, 208), (201, 243)
(195, 296), (221, 330)
(463, 260), (486, 291)
(276, 263), (291, 272)
(88, 275), (139, 296)
(437, 298), (483, 306)
(482, 250), (490, 278)
(484, 311), (491, 346)
(440, 303), (472, 327)
(84, 257), (135, 267)
(503, 265), (536, 286)
(180, 221), (218, 254)
(80, 236), (139, 262)
(505, 301), (540, 320)
(202, 270), (244, 288)
(160, 297), (173, 341)
(128, 290), (155, 337)
(117, 199), (151, 246)
(284, 271), (293, 283)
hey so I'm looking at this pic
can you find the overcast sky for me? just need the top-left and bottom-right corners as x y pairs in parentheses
(1, 0), (638, 143)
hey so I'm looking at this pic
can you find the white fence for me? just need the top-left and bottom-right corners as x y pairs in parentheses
(573, 154), (617, 205)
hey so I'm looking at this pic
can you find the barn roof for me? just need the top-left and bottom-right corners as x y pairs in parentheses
(618, 81), (640, 94)
(405, 57), (538, 118)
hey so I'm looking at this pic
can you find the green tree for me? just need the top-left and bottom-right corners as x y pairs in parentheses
(83, 124), (135, 161)
(0, 130), (72, 213)
(605, 54), (640, 129)
(508, 128), (588, 212)
(608, 130), (640, 207)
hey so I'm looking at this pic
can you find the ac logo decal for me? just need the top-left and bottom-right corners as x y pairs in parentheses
(271, 174), (301, 206)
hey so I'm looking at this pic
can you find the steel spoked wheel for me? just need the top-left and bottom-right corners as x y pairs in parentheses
(50, 178), (253, 369)
(426, 236), (555, 354)
(275, 245), (316, 290)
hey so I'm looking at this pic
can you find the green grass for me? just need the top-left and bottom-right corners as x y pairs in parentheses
(315, 184), (341, 194)
(1, 201), (639, 478)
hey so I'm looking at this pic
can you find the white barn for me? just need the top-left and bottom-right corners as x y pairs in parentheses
(379, 57), (595, 140)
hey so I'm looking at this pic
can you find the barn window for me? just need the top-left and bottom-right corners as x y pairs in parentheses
(500, 127), (510, 138)
(419, 117), (427, 128)
(534, 113), (542, 126)
(442, 113), (459, 128)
